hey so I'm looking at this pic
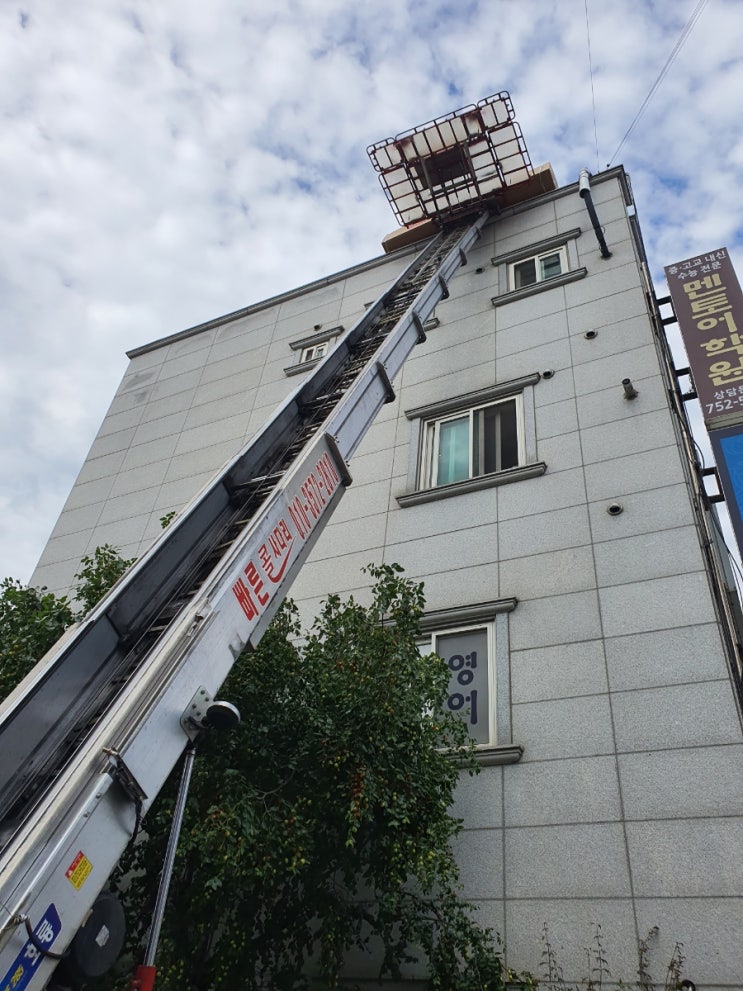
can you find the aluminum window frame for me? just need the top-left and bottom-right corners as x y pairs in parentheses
(490, 227), (586, 307)
(422, 393), (525, 489)
(416, 598), (522, 764)
(508, 244), (568, 291)
(399, 374), (546, 507)
(419, 620), (497, 747)
(285, 326), (343, 377)
(300, 340), (330, 364)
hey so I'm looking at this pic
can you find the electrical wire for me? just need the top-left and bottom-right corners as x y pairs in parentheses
(584, 0), (600, 173)
(607, 0), (709, 167)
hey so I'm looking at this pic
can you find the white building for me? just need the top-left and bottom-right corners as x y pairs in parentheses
(31, 160), (743, 989)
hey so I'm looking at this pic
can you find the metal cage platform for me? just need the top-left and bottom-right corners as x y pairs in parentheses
(368, 92), (533, 228)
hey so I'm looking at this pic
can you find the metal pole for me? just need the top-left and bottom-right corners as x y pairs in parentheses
(145, 740), (197, 964)
(129, 740), (198, 990)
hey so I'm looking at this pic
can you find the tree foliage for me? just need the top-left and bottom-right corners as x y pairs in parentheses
(73, 544), (135, 614)
(0, 544), (134, 704)
(109, 564), (509, 990)
(2, 550), (515, 988)
(0, 579), (75, 703)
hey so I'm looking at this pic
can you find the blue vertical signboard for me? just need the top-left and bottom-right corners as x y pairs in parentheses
(710, 425), (743, 561)
(0, 904), (61, 991)
(665, 246), (743, 559)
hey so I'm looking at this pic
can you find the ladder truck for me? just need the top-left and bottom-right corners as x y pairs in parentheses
(0, 211), (489, 991)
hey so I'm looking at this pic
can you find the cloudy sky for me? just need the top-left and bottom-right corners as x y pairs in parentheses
(1, 0), (742, 584)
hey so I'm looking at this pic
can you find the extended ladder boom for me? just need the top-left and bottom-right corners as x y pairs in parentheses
(0, 211), (487, 990)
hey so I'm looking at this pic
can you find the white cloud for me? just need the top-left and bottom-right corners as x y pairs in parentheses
(1, 0), (742, 582)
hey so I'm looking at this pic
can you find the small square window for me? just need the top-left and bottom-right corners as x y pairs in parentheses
(509, 246), (567, 290)
(423, 396), (523, 488)
(420, 623), (494, 746)
(300, 340), (329, 364)
(285, 330), (343, 377)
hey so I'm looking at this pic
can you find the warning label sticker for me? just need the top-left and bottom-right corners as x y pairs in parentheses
(65, 851), (92, 889)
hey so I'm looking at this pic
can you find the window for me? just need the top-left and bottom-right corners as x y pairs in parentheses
(417, 599), (522, 763)
(300, 340), (329, 363)
(421, 624), (493, 746)
(285, 326), (343, 377)
(398, 375), (546, 507)
(491, 228), (586, 307)
(509, 246), (567, 290)
(423, 395), (522, 488)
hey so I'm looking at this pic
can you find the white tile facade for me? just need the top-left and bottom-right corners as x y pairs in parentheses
(31, 170), (743, 988)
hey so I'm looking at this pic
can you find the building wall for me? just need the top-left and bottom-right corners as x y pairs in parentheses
(32, 170), (743, 988)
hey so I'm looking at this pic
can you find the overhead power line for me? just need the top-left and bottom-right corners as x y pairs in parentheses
(607, 0), (709, 167)
(584, 0), (600, 173)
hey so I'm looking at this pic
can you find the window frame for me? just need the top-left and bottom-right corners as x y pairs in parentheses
(422, 393), (525, 489)
(420, 620), (497, 747)
(508, 245), (568, 291)
(417, 599), (522, 765)
(490, 227), (587, 307)
(399, 374), (546, 507)
(299, 340), (330, 364)
(285, 326), (343, 377)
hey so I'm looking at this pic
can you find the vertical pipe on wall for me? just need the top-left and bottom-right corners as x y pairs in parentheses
(579, 168), (612, 259)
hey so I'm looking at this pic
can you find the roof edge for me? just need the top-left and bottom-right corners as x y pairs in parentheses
(126, 240), (424, 359)
(127, 165), (630, 360)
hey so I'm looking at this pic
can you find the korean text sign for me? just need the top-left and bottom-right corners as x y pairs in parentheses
(0, 904), (61, 991)
(665, 248), (743, 427)
(230, 441), (343, 634)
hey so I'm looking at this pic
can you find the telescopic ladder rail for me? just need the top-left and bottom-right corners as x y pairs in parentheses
(0, 210), (488, 991)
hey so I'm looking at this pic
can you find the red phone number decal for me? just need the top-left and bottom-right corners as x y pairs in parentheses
(231, 450), (340, 622)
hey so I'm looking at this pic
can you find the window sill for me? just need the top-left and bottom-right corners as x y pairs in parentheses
(397, 461), (547, 507)
(448, 743), (524, 767)
(285, 359), (321, 377)
(491, 267), (587, 307)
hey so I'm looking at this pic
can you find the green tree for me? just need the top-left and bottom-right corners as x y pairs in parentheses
(111, 564), (512, 991)
(1, 550), (520, 988)
(0, 544), (134, 703)
(73, 544), (135, 614)
(0, 579), (75, 702)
